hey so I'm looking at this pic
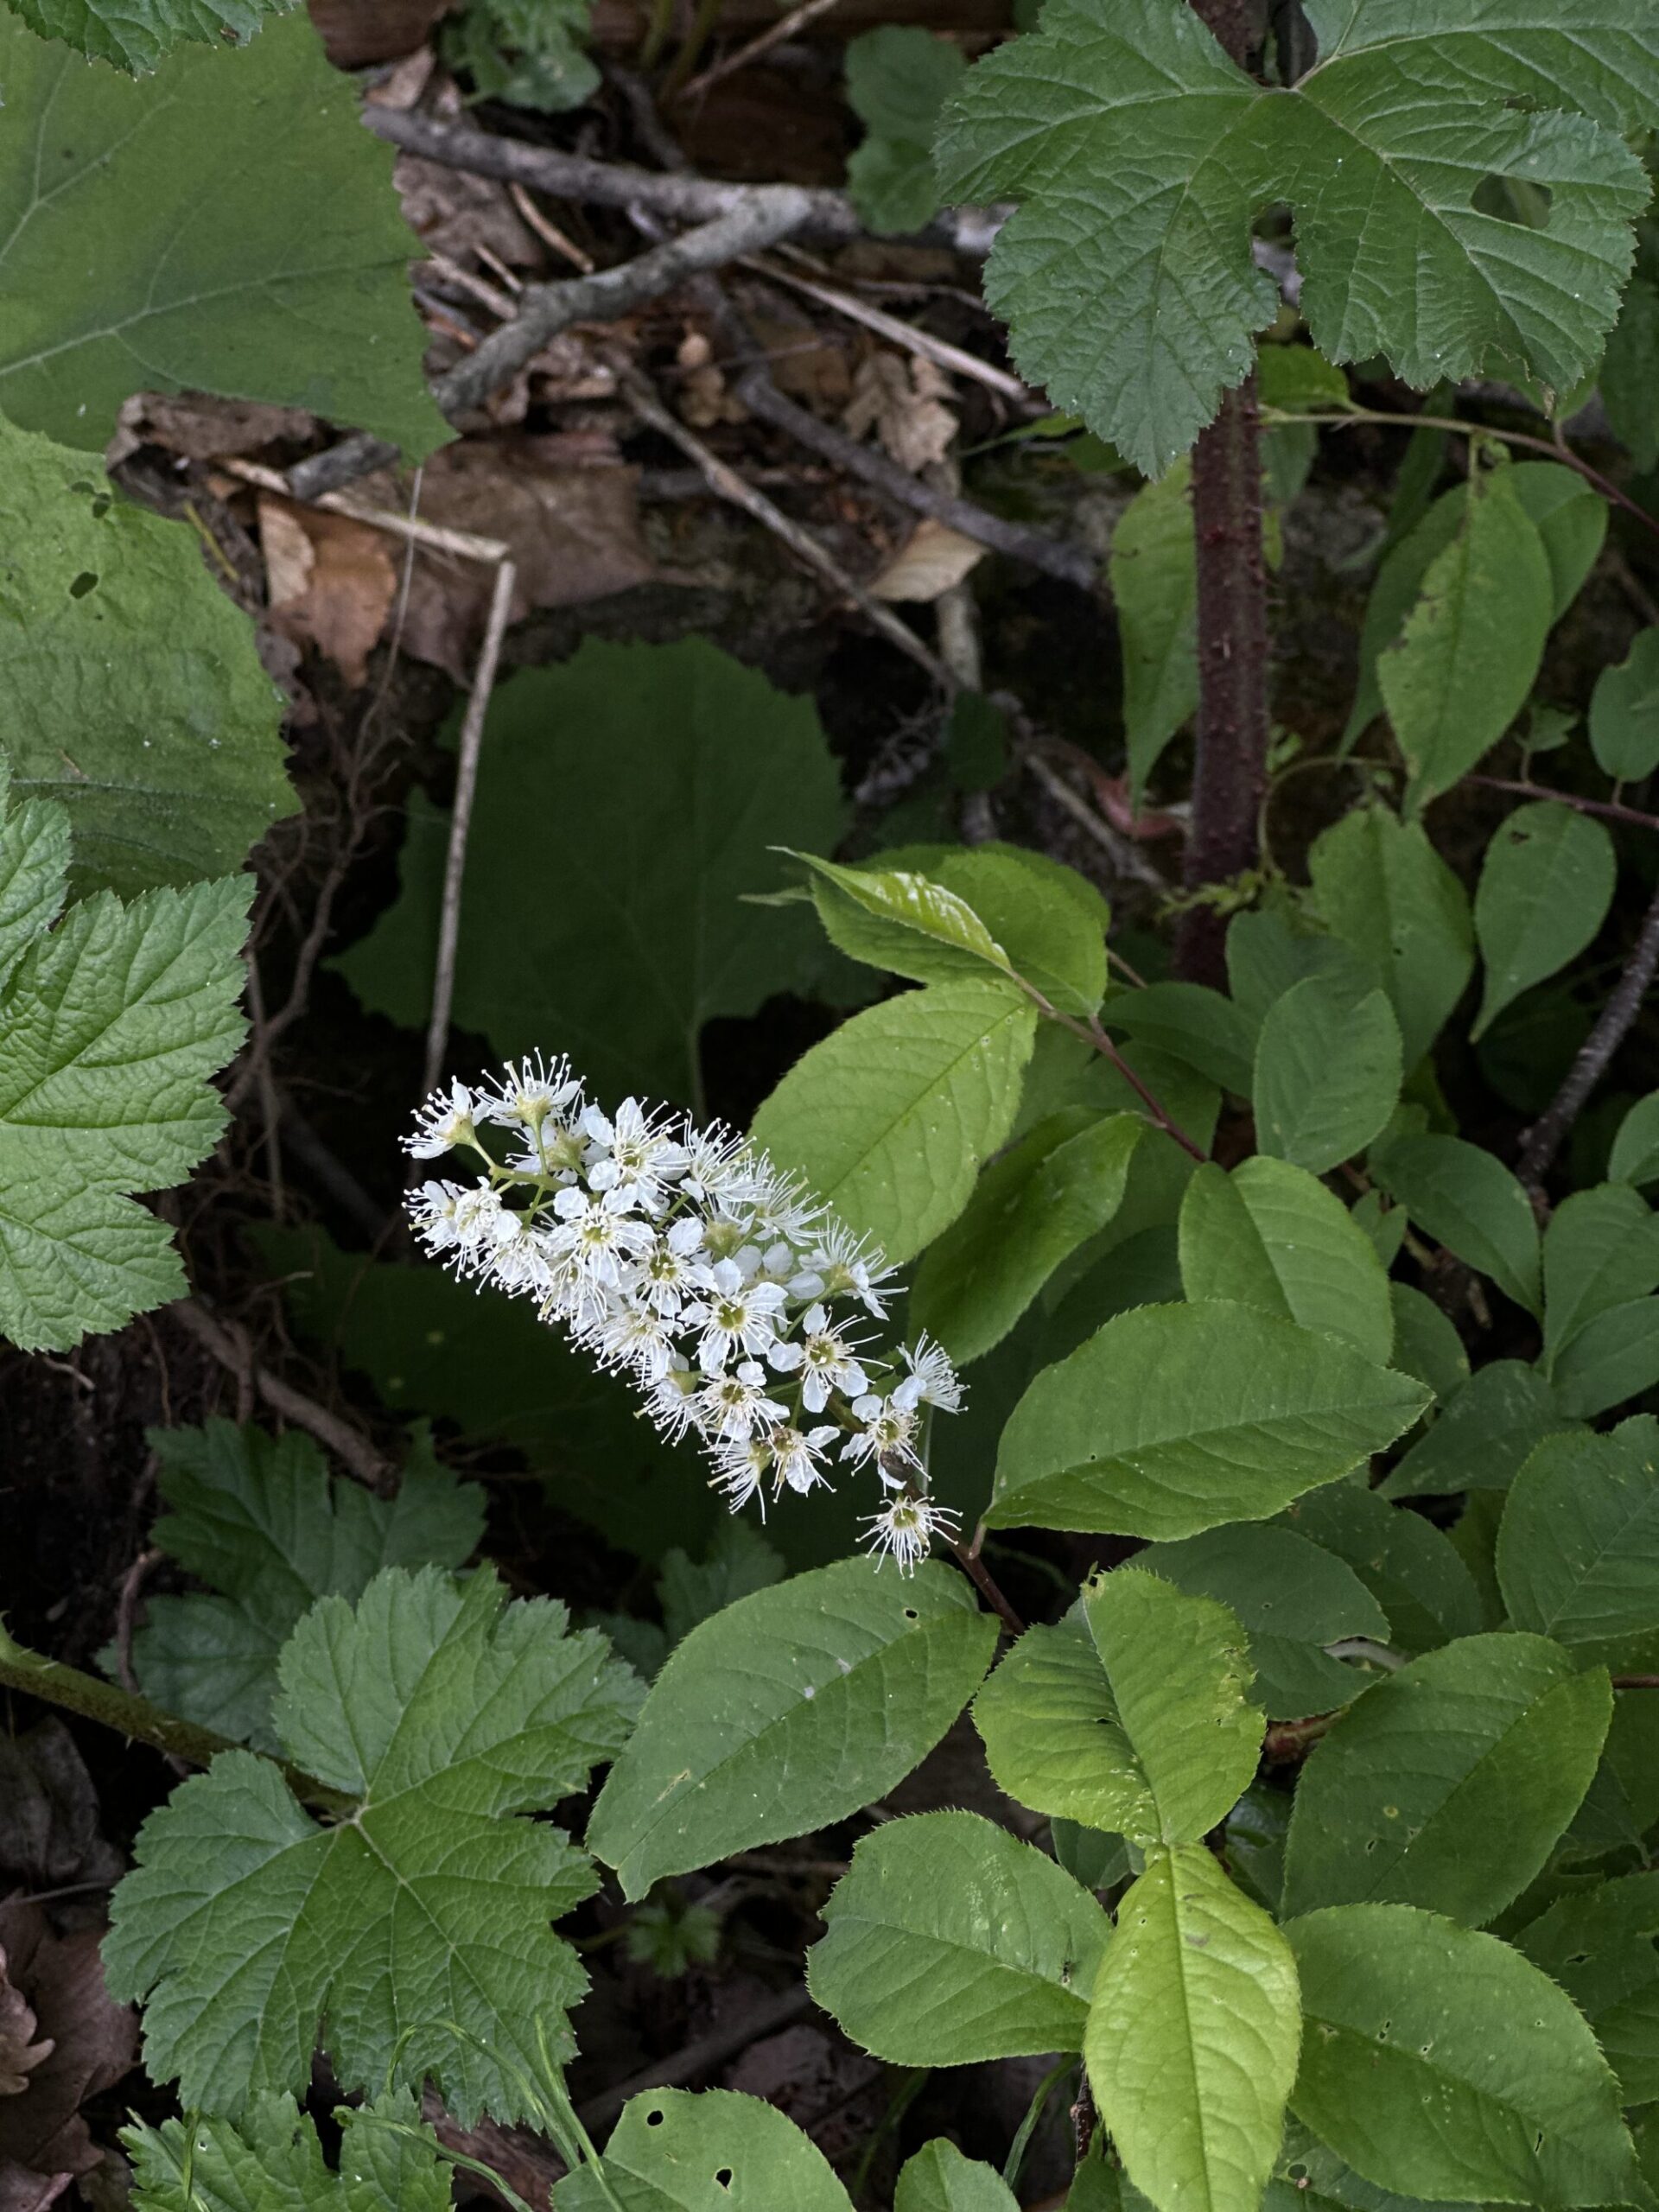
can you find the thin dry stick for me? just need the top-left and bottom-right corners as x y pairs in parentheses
(1518, 877), (1659, 1189)
(622, 368), (956, 689)
(675, 0), (842, 101)
(423, 557), (519, 1100)
(508, 180), (595, 271)
(1022, 749), (1171, 892)
(219, 456), (508, 563)
(172, 1300), (395, 1492)
(1466, 775), (1659, 836)
(749, 250), (1032, 401)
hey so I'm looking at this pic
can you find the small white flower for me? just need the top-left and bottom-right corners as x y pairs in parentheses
(481, 1052), (582, 1133)
(893, 1332), (963, 1415)
(405, 1080), (482, 1159)
(709, 1436), (771, 1516)
(408, 1178), (467, 1255)
(861, 1491), (961, 1574)
(789, 1220), (895, 1316)
(589, 1296), (677, 1380)
(546, 1184), (655, 1285)
(489, 1213), (556, 1297)
(582, 1096), (690, 1208)
(769, 1422), (841, 1496)
(696, 1360), (787, 1441)
(683, 1259), (787, 1370)
(842, 1391), (922, 1471)
(681, 1125), (757, 1205)
(451, 1180), (515, 1258)
(768, 1303), (868, 1412)
(626, 1215), (714, 1316)
(744, 1161), (825, 1246)
(645, 1354), (701, 1440)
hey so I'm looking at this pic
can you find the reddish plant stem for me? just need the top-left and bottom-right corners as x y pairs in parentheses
(1467, 775), (1659, 836)
(956, 1527), (1026, 1637)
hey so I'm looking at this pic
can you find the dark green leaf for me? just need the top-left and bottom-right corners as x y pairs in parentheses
(1107, 982), (1256, 1095)
(1306, 808), (1474, 1067)
(1497, 1419), (1659, 1651)
(1381, 1362), (1567, 1499)
(1473, 804), (1617, 1040)
(1514, 1872), (1659, 2104)
(1590, 628), (1659, 782)
(1552, 1299), (1659, 1420)
(1178, 1157), (1393, 1363)
(1369, 1135), (1542, 1316)
(1610, 1093), (1659, 1187)
(1111, 461), (1197, 795)
(844, 26), (965, 235)
(1280, 1484), (1482, 1656)
(1253, 979), (1402, 1174)
(1386, 1285), (1469, 1406)
(1543, 1184), (1659, 1366)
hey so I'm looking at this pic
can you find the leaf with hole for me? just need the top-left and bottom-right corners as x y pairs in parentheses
(555, 2088), (854, 2212)
(808, 1810), (1108, 2063)
(1513, 1872), (1659, 2106)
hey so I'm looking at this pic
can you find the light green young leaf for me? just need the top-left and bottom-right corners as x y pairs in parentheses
(1611, 1093), (1659, 1187)
(1111, 460), (1197, 795)
(897, 2139), (1020, 2212)
(1551, 1298), (1659, 1420)
(127, 1420), (484, 1751)
(1381, 1360), (1567, 1499)
(844, 26), (965, 235)
(1179, 1157), (1393, 1363)
(0, 416), (290, 894)
(974, 1568), (1262, 1844)
(1381, 465), (1555, 810)
(1252, 978), (1402, 1174)
(0, 774), (251, 1351)
(587, 1560), (996, 1898)
(788, 849), (1014, 989)
(1306, 808), (1474, 1068)
(1513, 1872), (1659, 2106)
(1543, 1183), (1659, 1365)
(988, 1300), (1428, 1539)
(935, 3), (1657, 475)
(1257, 344), (1349, 413)
(751, 978), (1037, 1264)
(105, 1567), (642, 2125)
(1497, 1419), (1659, 1651)
(874, 842), (1109, 1017)
(1473, 804), (1616, 1039)
(1280, 1482), (1481, 1656)
(125, 2090), (448, 2212)
(1136, 1523), (1391, 1723)
(912, 1109), (1143, 1363)
(1281, 1633), (1610, 1927)
(1108, 982), (1256, 1096)
(1590, 629), (1659, 782)
(1369, 1134), (1542, 1317)
(0, 15), (448, 455)
(340, 641), (849, 1104)
(1387, 1282), (1469, 1405)
(555, 2089), (854, 2212)
(10, 0), (293, 71)
(1086, 1845), (1300, 2212)
(809, 1810), (1109, 2063)
(1287, 1904), (1643, 2209)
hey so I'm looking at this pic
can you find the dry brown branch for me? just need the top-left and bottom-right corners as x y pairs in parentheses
(171, 1300), (394, 1492)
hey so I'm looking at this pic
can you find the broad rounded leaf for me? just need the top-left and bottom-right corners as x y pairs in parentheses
(1086, 1846), (1300, 2212)
(752, 978), (1037, 1264)
(1370, 1134), (1541, 1317)
(1253, 979), (1402, 1174)
(1281, 1483), (1481, 1656)
(844, 26), (964, 236)
(1109, 982), (1256, 1096)
(1281, 1632), (1610, 1926)
(1553, 1299), (1659, 1421)
(0, 15), (448, 455)
(1514, 1872), (1659, 2107)
(1287, 1904), (1643, 2209)
(808, 1810), (1108, 2063)
(105, 1568), (642, 2125)
(1497, 1419), (1659, 1649)
(1179, 1158), (1392, 1363)
(587, 1560), (997, 1898)
(988, 1300), (1428, 1539)
(1609, 1093), (1659, 1186)
(555, 2089), (854, 2212)
(1381, 1359), (1567, 1500)
(1306, 806), (1473, 1068)
(1473, 804), (1616, 1040)
(1543, 1184), (1659, 1365)
(1590, 627), (1659, 783)
(896, 2139), (1020, 2212)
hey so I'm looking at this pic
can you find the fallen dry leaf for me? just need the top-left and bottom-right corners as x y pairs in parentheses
(0, 1724), (122, 1902)
(0, 1977), (50, 2101)
(844, 352), (957, 474)
(360, 441), (654, 681)
(108, 392), (317, 469)
(395, 154), (541, 269)
(0, 1903), (137, 2212)
(259, 497), (401, 690)
(868, 517), (984, 601)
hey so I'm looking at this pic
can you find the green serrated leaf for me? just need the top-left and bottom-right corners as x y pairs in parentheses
(587, 1559), (997, 1898)
(1253, 978), (1402, 1173)
(1137, 1523), (1391, 1723)
(751, 978), (1037, 1264)
(1611, 1093), (1659, 1187)
(1111, 460), (1197, 796)
(1385, 1283), (1469, 1405)
(127, 1420), (484, 1751)
(912, 1109), (1143, 1363)
(808, 1810), (1109, 2062)
(340, 641), (850, 1105)
(1225, 911), (1376, 1033)
(556, 2088), (854, 2212)
(1287, 1903), (1643, 2209)
(1305, 808), (1474, 1070)
(897, 2139), (1020, 2212)
(989, 1300), (1427, 1539)
(1552, 1298), (1659, 1420)
(1473, 804), (1617, 1040)
(0, 782), (251, 1351)
(788, 849), (1015, 988)
(1086, 1844), (1300, 2212)
(1280, 1484), (1481, 1656)
(1381, 1359), (1568, 1499)
(125, 2090), (449, 2212)
(0, 415), (291, 893)
(1497, 1419), (1659, 1651)
(1370, 1134), (1542, 1318)
(10, 0), (294, 71)
(1543, 1183), (1659, 1365)
(1179, 1157), (1393, 1363)
(844, 26), (965, 235)
(1281, 1633), (1610, 1926)
(1107, 982), (1256, 1096)
(974, 1568), (1262, 1843)
(105, 1567), (641, 2125)
(1513, 1872), (1659, 2106)
(936, 3), (1658, 474)
(1590, 628), (1659, 782)
(0, 14), (448, 454)
(890, 843), (1109, 1016)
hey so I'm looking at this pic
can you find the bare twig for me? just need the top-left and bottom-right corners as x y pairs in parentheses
(423, 557), (519, 1099)
(113, 1548), (163, 1698)
(171, 1300), (395, 1492)
(1518, 878), (1659, 1189)
(675, 0), (843, 101)
(621, 368), (955, 688)
(1465, 774), (1659, 837)
(219, 456), (508, 563)
(508, 181), (594, 271)
(1021, 750), (1171, 892)
(575, 1986), (814, 2133)
(750, 249), (1032, 402)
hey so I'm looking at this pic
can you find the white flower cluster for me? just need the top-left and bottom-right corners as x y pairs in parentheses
(404, 1057), (963, 1571)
